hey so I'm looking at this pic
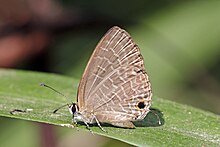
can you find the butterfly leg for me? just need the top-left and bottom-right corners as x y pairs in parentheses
(71, 115), (78, 127)
(69, 117), (79, 131)
(92, 114), (107, 132)
(83, 121), (93, 133)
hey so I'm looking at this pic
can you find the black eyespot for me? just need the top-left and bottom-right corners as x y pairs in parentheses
(137, 101), (146, 109)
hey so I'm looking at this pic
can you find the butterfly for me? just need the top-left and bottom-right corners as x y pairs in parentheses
(54, 26), (152, 131)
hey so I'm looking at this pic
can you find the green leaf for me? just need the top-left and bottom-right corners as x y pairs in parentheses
(0, 69), (219, 146)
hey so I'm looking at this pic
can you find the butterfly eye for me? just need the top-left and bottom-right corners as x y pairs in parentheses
(137, 101), (146, 110)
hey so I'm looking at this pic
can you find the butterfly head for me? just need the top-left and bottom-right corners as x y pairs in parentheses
(68, 103), (79, 115)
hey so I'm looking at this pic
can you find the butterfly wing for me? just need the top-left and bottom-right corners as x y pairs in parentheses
(77, 26), (124, 109)
(77, 26), (152, 126)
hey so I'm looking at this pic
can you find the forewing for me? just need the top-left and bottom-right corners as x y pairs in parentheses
(77, 26), (125, 109)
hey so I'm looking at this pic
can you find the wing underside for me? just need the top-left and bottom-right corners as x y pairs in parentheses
(77, 26), (152, 123)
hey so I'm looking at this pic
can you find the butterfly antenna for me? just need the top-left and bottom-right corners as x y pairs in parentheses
(40, 83), (69, 100)
(40, 83), (71, 113)
(53, 104), (69, 113)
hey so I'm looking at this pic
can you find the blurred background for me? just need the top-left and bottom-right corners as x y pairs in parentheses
(0, 0), (220, 147)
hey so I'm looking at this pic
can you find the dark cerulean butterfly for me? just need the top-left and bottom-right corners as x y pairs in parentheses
(65, 26), (152, 131)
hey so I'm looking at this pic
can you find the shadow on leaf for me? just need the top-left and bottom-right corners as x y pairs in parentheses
(134, 107), (164, 127)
